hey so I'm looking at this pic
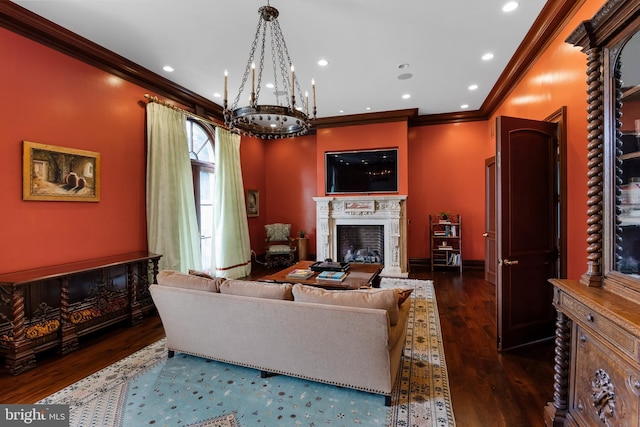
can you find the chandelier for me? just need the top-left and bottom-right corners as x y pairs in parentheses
(223, 2), (316, 139)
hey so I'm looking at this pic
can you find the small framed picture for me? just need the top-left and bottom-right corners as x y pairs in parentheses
(246, 189), (259, 217)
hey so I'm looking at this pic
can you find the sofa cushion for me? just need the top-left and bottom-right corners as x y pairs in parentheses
(266, 244), (292, 254)
(292, 284), (399, 326)
(157, 270), (224, 292)
(220, 280), (294, 300)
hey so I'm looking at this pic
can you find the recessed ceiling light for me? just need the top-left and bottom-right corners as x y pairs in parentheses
(213, 93), (222, 98)
(468, 84), (478, 91)
(339, 109), (345, 113)
(318, 59), (329, 67)
(461, 104), (469, 109)
(398, 63), (410, 69)
(402, 94), (411, 100)
(482, 53), (494, 61)
(366, 107), (371, 111)
(266, 83), (275, 89)
(502, 1), (519, 12)
(163, 65), (174, 72)
(397, 73), (413, 80)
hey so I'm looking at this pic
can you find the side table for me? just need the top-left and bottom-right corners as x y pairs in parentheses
(297, 237), (309, 261)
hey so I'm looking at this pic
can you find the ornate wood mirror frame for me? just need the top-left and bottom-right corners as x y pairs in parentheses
(567, 0), (640, 292)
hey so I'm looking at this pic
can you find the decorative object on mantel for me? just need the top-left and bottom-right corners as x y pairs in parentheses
(223, 1), (316, 139)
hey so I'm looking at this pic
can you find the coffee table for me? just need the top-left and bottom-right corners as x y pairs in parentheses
(259, 261), (382, 290)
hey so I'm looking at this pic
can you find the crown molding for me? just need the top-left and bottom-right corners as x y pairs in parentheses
(0, 2), (223, 120)
(478, 0), (586, 120)
(314, 109), (418, 128)
(1, 0), (583, 128)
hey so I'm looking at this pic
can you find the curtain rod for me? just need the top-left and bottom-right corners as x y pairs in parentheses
(143, 94), (224, 128)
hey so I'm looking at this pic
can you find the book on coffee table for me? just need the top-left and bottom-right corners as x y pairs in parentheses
(285, 269), (314, 280)
(316, 270), (347, 282)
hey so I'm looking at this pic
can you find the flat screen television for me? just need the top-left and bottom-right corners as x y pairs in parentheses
(325, 148), (398, 194)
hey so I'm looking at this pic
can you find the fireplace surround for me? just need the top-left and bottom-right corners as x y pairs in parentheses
(313, 195), (408, 277)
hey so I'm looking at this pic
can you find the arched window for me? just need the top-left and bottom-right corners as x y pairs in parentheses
(186, 120), (215, 272)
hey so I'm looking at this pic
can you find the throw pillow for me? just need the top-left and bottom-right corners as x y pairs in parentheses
(157, 270), (224, 292)
(394, 288), (413, 306)
(292, 284), (399, 326)
(220, 280), (294, 300)
(188, 269), (216, 280)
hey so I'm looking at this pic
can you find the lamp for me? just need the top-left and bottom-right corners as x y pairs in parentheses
(223, 2), (316, 139)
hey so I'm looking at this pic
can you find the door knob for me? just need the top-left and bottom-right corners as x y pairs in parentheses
(503, 259), (519, 266)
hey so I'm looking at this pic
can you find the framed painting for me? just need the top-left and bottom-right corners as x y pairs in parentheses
(23, 141), (101, 202)
(246, 189), (259, 217)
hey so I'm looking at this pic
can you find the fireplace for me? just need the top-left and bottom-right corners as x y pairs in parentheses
(337, 225), (384, 264)
(312, 195), (408, 277)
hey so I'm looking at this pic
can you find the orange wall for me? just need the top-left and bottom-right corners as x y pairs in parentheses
(0, 0), (609, 276)
(0, 27), (149, 273)
(490, 0), (606, 279)
(262, 135), (318, 252)
(407, 122), (494, 261)
(239, 136), (267, 254)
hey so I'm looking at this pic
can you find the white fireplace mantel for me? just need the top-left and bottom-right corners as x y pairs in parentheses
(312, 195), (408, 277)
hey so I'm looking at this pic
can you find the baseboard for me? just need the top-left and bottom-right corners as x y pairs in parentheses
(409, 258), (485, 270)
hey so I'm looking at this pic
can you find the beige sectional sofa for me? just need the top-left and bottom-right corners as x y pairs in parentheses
(149, 270), (412, 405)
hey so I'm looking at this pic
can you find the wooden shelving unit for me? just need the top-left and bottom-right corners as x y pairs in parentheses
(430, 214), (462, 272)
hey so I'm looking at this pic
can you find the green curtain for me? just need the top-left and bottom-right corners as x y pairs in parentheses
(146, 103), (201, 272)
(212, 127), (252, 278)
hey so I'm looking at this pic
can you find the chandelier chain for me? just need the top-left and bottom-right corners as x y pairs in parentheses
(231, 13), (263, 111)
(269, 24), (283, 106)
(273, 19), (304, 111)
(255, 19), (267, 103)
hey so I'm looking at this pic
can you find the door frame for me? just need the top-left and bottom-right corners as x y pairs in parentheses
(544, 106), (568, 279)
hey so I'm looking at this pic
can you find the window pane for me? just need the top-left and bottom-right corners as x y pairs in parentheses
(200, 170), (213, 204)
(201, 205), (213, 238)
(186, 120), (215, 273)
(201, 236), (212, 273)
(193, 125), (213, 162)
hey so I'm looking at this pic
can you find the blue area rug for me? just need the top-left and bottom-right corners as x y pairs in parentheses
(38, 278), (455, 426)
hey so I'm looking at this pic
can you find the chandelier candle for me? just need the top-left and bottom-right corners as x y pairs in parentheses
(251, 62), (256, 105)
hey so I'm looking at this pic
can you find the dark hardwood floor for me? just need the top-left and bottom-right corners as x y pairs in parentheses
(0, 265), (554, 426)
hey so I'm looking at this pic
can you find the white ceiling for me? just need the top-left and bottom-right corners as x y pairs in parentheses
(11, 0), (548, 119)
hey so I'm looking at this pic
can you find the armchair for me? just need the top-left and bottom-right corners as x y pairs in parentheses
(265, 223), (296, 268)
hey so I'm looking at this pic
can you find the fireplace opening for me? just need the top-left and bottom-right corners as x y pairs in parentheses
(337, 225), (384, 264)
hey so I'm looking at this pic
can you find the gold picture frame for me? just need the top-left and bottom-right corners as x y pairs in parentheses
(23, 141), (101, 202)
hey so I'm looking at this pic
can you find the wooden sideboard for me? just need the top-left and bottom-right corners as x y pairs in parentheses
(547, 279), (640, 426)
(0, 252), (161, 374)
